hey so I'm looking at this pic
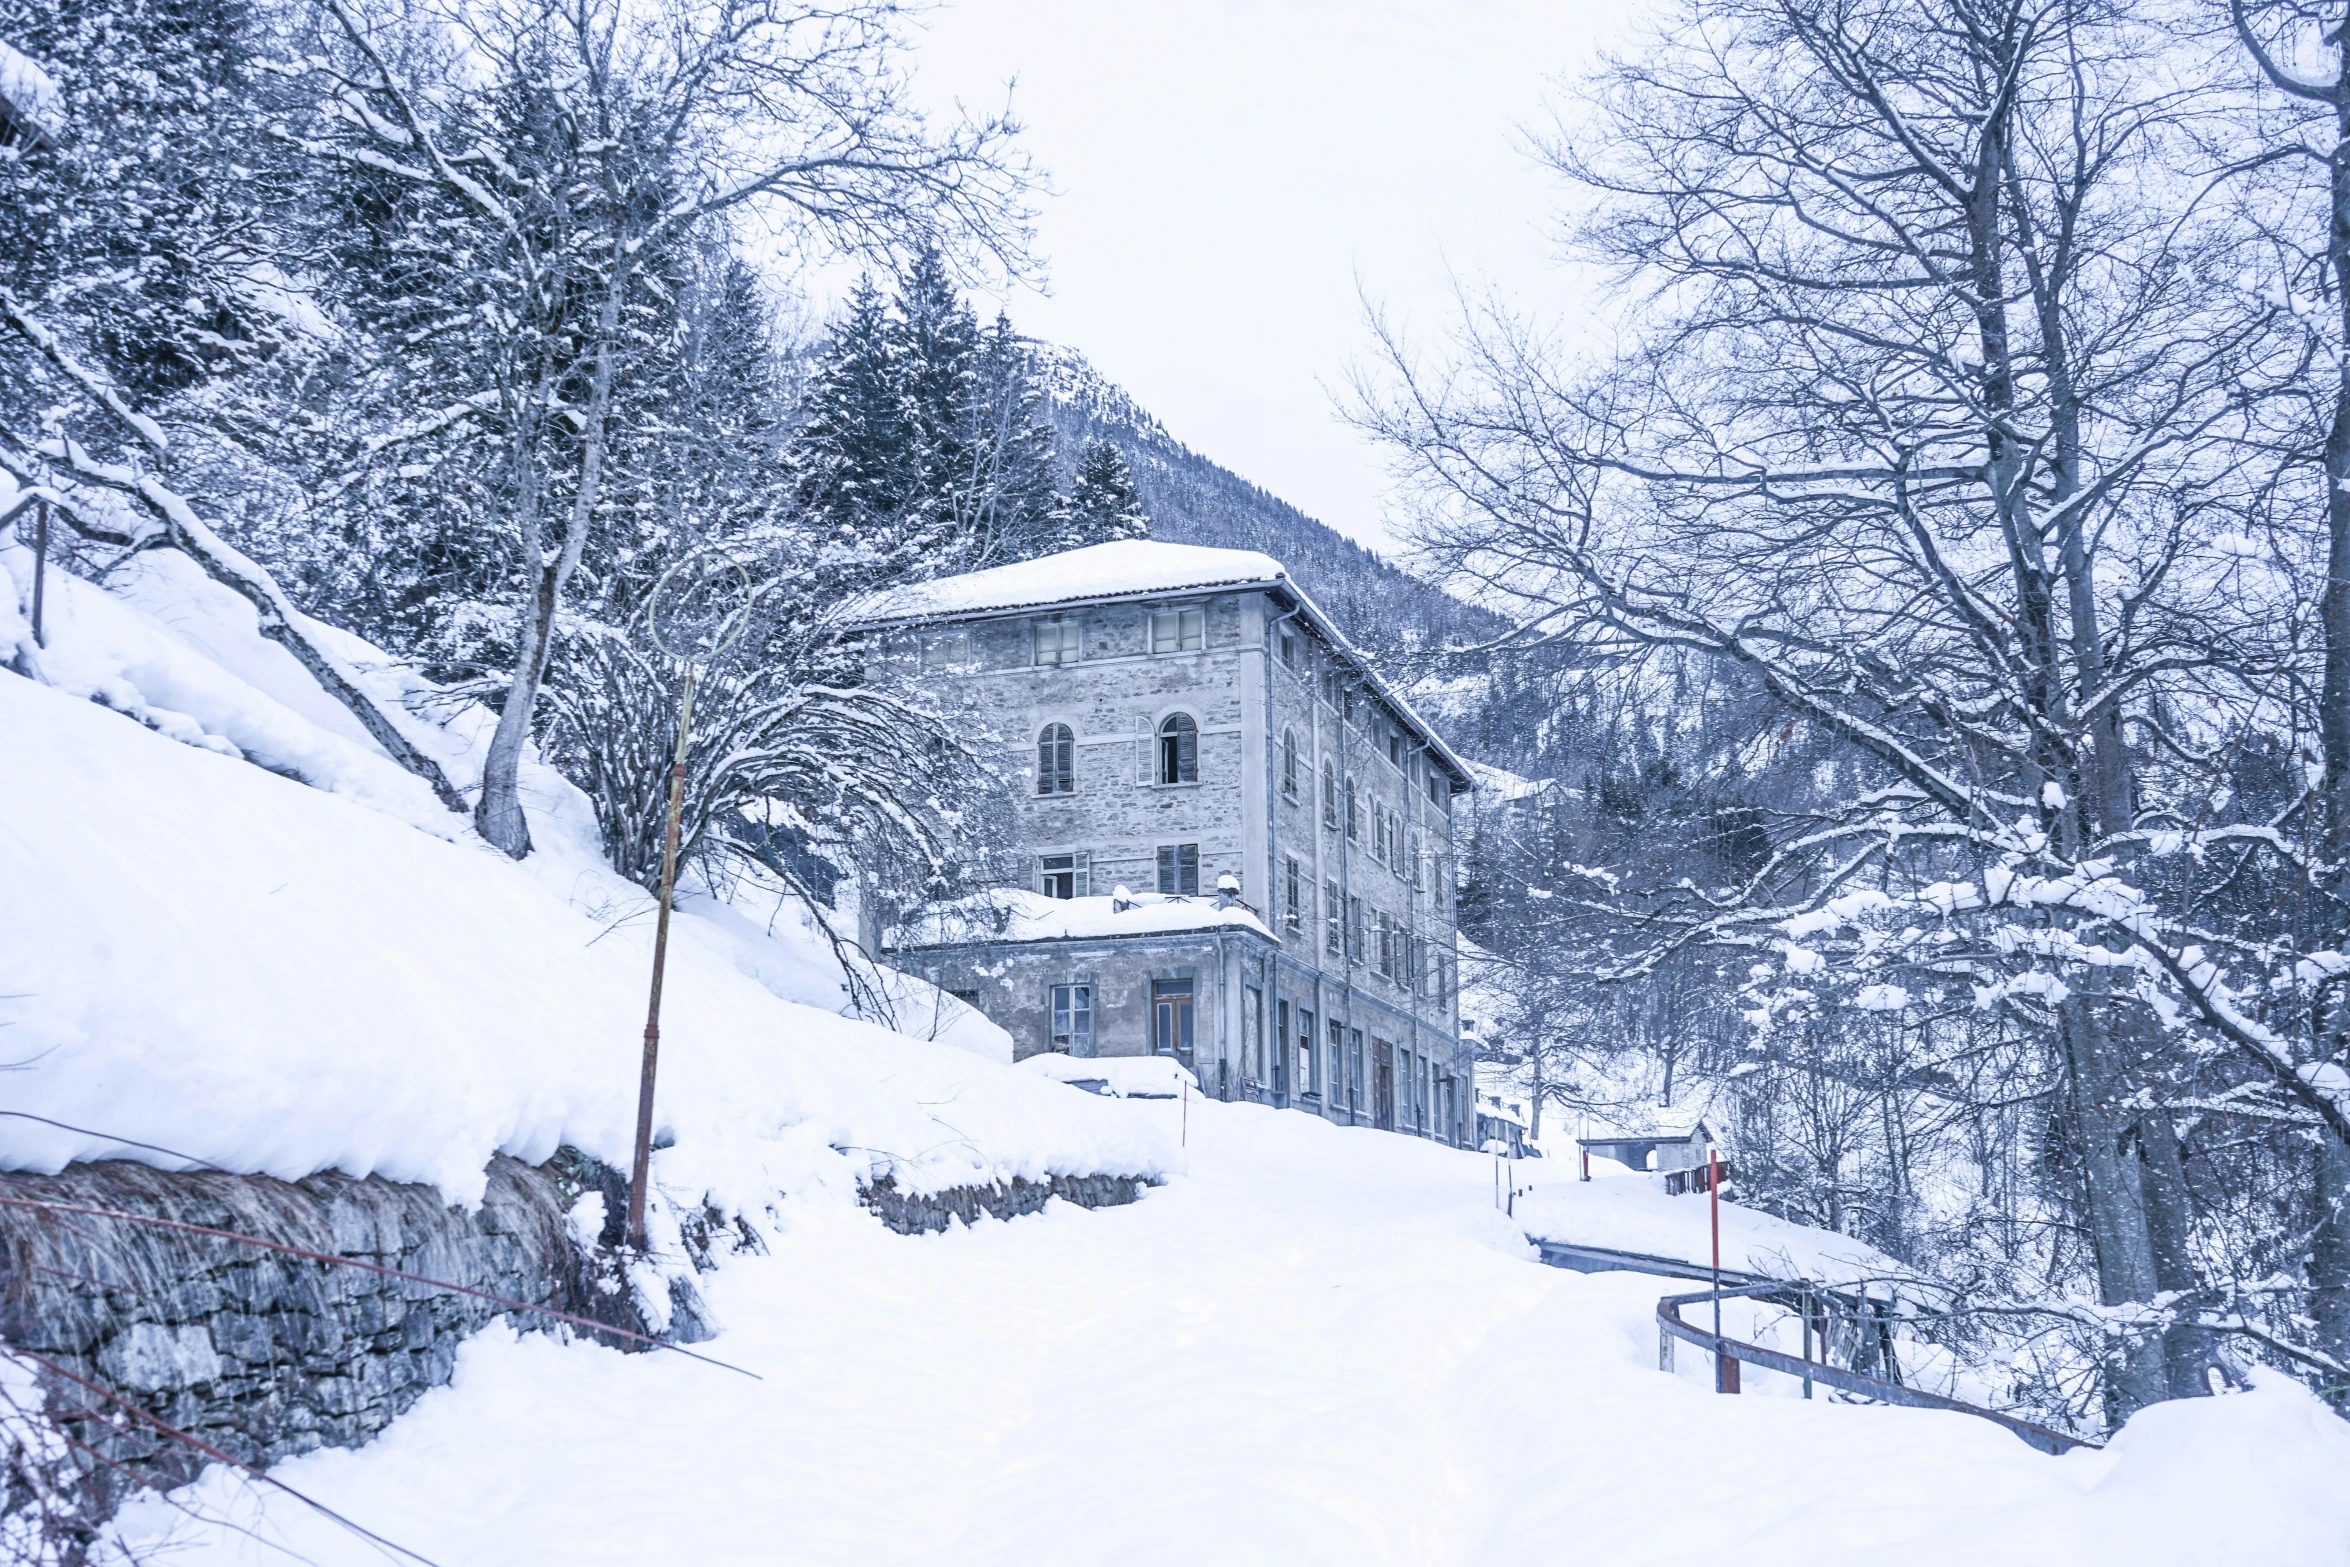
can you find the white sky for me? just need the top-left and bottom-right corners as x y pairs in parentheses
(898, 0), (1648, 554)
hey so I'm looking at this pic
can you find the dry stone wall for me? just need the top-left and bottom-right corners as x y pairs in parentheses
(0, 1148), (1152, 1541)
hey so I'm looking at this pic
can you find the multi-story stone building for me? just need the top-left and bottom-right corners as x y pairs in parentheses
(851, 540), (1476, 1145)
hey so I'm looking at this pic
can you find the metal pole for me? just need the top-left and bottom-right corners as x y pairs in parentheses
(31, 499), (47, 647)
(627, 664), (698, 1251)
(1801, 1282), (1814, 1399)
(1711, 1146), (1737, 1393)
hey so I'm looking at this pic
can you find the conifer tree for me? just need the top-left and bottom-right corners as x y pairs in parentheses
(792, 275), (914, 575)
(892, 244), (979, 546)
(1062, 437), (1150, 546)
(963, 309), (1062, 563)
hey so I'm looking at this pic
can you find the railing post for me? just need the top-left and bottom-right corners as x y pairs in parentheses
(1660, 1320), (1674, 1373)
(1800, 1283), (1814, 1400)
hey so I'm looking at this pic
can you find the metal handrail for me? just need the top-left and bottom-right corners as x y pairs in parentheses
(1654, 1283), (2095, 1456)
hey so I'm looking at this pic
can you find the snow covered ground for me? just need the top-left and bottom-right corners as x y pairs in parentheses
(109, 1096), (2350, 1566)
(0, 528), (1174, 1219)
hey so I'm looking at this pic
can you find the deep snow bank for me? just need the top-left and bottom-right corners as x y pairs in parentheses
(0, 536), (1174, 1214)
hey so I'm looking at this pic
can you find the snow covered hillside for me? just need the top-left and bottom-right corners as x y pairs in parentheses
(108, 1097), (2350, 1566)
(10, 521), (2350, 1567)
(0, 530), (1175, 1216)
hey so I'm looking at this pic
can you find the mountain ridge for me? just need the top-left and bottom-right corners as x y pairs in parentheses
(1031, 344), (1500, 656)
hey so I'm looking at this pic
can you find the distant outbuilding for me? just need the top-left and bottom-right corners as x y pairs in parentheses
(1475, 1093), (1530, 1159)
(1577, 1110), (1728, 1194)
(0, 39), (62, 151)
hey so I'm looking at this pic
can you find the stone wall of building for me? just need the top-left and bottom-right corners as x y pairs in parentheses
(881, 590), (1265, 901)
(878, 579), (1476, 1143)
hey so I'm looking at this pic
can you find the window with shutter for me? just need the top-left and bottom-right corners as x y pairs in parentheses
(1324, 880), (1342, 956)
(1322, 761), (1339, 827)
(1040, 852), (1089, 900)
(1157, 713), (1198, 783)
(1281, 729), (1299, 797)
(1156, 843), (1200, 896)
(1035, 723), (1075, 795)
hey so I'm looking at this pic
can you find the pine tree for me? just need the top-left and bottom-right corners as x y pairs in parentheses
(963, 310), (1061, 563)
(1062, 437), (1150, 546)
(0, 0), (288, 416)
(791, 276), (915, 577)
(892, 244), (979, 549)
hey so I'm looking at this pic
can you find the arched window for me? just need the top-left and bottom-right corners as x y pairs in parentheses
(1322, 760), (1339, 827)
(1158, 713), (1198, 784)
(1282, 729), (1300, 797)
(1346, 780), (1361, 841)
(1037, 723), (1075, 795)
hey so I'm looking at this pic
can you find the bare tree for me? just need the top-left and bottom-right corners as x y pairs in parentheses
(308, 0), (1036, 856)
(1361, 0), (2329, 1417)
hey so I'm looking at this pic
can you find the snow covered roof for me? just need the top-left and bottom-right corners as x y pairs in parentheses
(1476, 1095), (1528, 1129)
(844, 541), (1472, 790)
(847, 540), (1286, 625)
(1468, 760), (1553, 803)
(1577, 1107), (1719, 1146)
(0, 39), (62, 150)
(890, 889), (1273, 949)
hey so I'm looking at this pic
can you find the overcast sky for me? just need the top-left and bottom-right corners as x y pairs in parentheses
(897, 0), (1648, 555)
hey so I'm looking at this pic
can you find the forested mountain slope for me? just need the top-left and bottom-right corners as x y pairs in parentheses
(1034, 346), (1501, 655)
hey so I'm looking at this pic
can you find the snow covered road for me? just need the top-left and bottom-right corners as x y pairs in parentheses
(115, 1096), (2350, 1566)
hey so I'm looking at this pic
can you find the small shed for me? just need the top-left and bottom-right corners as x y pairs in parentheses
(1475, 1094), (1529, 1159)
(1577, 1111), (1727, 1193)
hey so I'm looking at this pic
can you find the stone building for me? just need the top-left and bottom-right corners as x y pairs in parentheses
(850, 540), (1477, 1145)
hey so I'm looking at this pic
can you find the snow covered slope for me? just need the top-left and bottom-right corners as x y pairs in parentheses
(108, 1094), (2350, 1566)
(0, 534), (1174, 1212)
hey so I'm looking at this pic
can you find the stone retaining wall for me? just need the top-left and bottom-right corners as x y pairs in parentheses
(0, 1152), (1150, 1548)
(862, 1171), (1149, 1234)
(0, 1151), (659, 1530)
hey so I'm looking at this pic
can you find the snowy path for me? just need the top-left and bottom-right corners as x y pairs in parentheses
(117, 1097), (2350, 1566)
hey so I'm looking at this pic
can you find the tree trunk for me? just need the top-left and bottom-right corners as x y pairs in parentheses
(2309, 21), (2350, 1414)
(2313, 1136), (2350, 1408)
(2062, 994), (2168, 1418)
(2135, 1111), (2218, 1399)
(475, 278), (626, 858)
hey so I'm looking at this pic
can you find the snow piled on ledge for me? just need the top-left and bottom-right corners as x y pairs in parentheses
(0, 546), (1176, 1210)
(892, 887), (1273, 947)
